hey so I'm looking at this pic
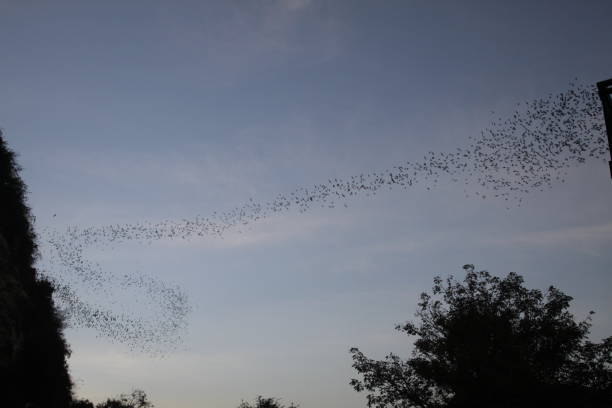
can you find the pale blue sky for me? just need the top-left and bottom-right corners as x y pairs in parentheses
(2, 1), (612, 407)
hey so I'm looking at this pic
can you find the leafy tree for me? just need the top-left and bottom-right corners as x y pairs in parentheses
(350, 265), (612, 408)
(238, 396), (299, 408)
(95, 389), (154, 408)
(71, 399), (95, 408)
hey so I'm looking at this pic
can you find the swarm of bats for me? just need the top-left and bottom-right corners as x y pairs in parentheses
(37, 82), (608, 354)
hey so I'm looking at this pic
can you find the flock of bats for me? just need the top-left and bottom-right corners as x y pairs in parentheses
(37, 82), (608, 353)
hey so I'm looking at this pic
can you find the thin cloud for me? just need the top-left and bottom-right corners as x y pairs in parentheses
(488, 222), (612, 253)
(281, 0), (312, 11)
(154, 0), (344, 83)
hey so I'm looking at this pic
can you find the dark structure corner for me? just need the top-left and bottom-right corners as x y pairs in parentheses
(596, 78), (612, 178)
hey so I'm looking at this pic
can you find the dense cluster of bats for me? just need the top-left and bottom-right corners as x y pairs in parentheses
(37, 82), (608, 353)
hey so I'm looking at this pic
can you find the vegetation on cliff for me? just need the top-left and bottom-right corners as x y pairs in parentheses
(0, 132), (73, 407)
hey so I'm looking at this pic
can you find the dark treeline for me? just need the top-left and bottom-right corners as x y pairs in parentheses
(72, 389), (153, 408)
(238, 396), (298, 408)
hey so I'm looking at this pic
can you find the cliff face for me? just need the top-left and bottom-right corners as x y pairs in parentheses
(0, 133), (73, 407)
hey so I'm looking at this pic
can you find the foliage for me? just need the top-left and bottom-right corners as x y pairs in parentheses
(71, 399), (95, 408)
(238, 396), (299, 408)
(72, 390), (153, 408)
(96, 389), (154, 408)
(350, 265), (612, 408)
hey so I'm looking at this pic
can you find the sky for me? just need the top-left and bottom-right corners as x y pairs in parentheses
(2, 1), (612, 407)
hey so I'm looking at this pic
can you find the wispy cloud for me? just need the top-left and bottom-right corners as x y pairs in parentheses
(487, 222), (612, 255)
(154, 0), (344, 83)
(281, 0), (312, 11)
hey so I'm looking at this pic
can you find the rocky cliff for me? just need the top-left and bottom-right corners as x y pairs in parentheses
(0, 133), (73, 407)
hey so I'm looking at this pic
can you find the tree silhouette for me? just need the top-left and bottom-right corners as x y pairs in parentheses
(350, 265), (612, 408)
(237, 396), (299, 408)
(71, 389), (153, 408)
(71, 400), (95, 408)
(94, 389), (154, 408)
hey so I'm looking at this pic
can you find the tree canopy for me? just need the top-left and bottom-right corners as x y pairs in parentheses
(350, 265), (612, 408)
(72, 389), (153, 408)
(237, 396), (299, 408)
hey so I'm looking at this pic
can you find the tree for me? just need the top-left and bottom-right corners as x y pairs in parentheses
(95, 389), (154, 408)
(237, 396), (299, 408)
(350, 265), (612, 408)
(71, 399), (94, 408)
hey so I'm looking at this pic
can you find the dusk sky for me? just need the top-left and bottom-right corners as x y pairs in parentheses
(2, 1), (612, 407)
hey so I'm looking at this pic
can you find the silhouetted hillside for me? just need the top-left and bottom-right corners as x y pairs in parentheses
(0, 131), (73, 407)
